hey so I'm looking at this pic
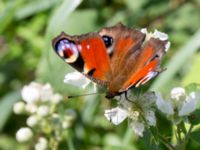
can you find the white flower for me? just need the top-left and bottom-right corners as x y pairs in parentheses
(156, 89), (200, 117)
(64, 71), (90, 88)
(171, 87), (186, 101)
(178, 92), (200, 116)
(40, 83), (53, 101)
(145, 110), (156, 126)
(130, 121), (145, 137)
(25, 103), (38, 114)
(141, 28), (170, 52)
(35, 137), (48, 150)
(27, 115), (39, 127)
(156, 92), (174, 115)
(153, 29), (169, 41)
(21, 82), (41, 103)
(50, 93), (63, 104)
(16, 127), (33, 142)
(104, 107), (128, 125)
(37, 105), (49, 117)
(13, 101), (25, 114)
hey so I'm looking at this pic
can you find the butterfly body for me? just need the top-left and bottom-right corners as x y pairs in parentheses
(52, 23), (169, 99)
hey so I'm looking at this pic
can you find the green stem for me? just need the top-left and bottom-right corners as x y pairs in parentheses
(182, 124), (193, 149)
(157, 133), (176, 150)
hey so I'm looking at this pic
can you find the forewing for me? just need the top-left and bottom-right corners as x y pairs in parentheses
(52, 32), (112, 86)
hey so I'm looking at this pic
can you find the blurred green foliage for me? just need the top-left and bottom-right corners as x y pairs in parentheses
(0, 0), (200, 149)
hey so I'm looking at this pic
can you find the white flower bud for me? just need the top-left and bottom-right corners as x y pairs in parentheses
(50, 93), (63, 104)
(13, 101), (25, 114)
(171, 87), (185, 101)
(40, 83), (53, 101)
(37, 105), (49, 117)
(27, 115), (39, 127)
(21, 82), (41, 103)
(35, 137), (48, 150)
(25, 103), (38, 114)
(16, 127), (33, 142)
(64, 71), (90, 88)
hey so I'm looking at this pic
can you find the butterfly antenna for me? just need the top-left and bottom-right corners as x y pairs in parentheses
(67, 92), (104, 99)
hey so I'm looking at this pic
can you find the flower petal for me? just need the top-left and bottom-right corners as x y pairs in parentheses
(155, 92), (174, 115)
(64, 71), (90, 88)
(145, 110), (156, 126)
(40, 83), (53, 101)
(141, 28), (170, 52)
(104, 107), (128, 125)
(153, 29), (169, 41)
(130, 121), (145, 137)
(178, 92), (200, 116)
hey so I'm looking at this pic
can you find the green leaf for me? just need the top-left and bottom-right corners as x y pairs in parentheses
(188, 109), (200, 125)
(190, 130), (200, 145)
(185, 83), (200, 94)
(0, 0), (21, 33)
(46, 0), (83, 35)
(0, 91), (20, 131)
(15, 0), (61, 20)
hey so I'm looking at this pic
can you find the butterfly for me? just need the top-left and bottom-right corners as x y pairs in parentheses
(52, 23), (169, 99)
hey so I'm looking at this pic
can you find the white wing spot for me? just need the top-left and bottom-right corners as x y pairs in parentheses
(87, 45), (90, 50)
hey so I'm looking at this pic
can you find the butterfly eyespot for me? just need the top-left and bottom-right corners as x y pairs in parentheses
(54, 38), (79, 63)
(102, 35), (113, 48)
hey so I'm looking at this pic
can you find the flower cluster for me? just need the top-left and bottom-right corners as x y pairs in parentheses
(13, 82), (76, 150)
(156, 87), (200, 124)
(104, 91), (156, 137)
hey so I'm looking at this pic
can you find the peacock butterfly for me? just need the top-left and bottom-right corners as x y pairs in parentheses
(52, 23), (169, 99)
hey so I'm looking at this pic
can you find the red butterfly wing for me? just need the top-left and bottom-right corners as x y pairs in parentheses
(52, 24), (169, 98)
(52, 32), (112, 86)
(98, 24), (168, 95)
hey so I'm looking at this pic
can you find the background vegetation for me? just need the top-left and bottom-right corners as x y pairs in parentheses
(0, 0), (200, 149)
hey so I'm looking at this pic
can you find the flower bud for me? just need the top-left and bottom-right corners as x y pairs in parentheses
(27, 115), (39, 127)
(35, 137), (48, 150)
(16, 127), (33, 142)
(37, 105), (49, 117)
(13, 101), (25, 114)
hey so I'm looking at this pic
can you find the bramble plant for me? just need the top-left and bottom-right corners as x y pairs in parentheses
(13, 80), (200, 150)
(1, 0), (200, 150)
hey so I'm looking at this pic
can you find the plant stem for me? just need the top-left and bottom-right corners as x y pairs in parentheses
(157, 133), (176, 150)
(182, 124), (193, 149)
